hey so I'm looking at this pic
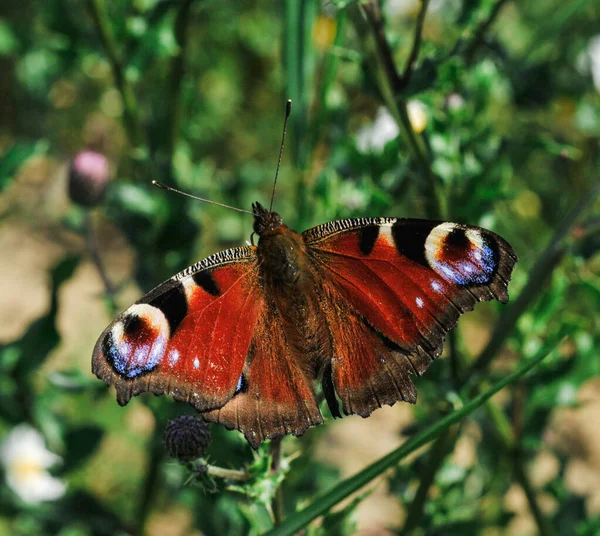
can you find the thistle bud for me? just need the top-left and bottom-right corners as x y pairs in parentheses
(68, 150), (110, 207)
(164, 415), (211, 462)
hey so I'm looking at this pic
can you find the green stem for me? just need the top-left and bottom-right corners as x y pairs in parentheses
(485, 398), (515, 447)
(84, 211), (117, 315)
(310, 10), (347, 153)
(264, 336), (561, 536)
(521, 0), (594, 63)
(350, 2), (444, 219)
(165, 0), (195, 176)
(401, 427), (458, 534)
(86, 0), (143, 150)
(270, 437), (285, 525)
(205, 464), (250, 481)
(136, 429), (165, 536)
(463, 0), (511, 61)
(400, 0), (430, 83)
(513, 454), (556, 536)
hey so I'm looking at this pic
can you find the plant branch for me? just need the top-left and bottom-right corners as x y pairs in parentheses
(513, 452), (556, 536)
(270, 437), (285, 525)
(165, 0), (195, 175)
(86, 0), (144, 149)
(401, 427), (458, 534)
(205, 464), (250, 481)
(350, 2), (444, 219)
(84, 211), (117, 315)
(136, 429), (165, 536)
(400, 0), (430, 84)
(463, 0), (511, 61)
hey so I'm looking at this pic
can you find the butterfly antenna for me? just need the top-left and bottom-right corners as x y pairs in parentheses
(152, 181), (254, 215)
(269, 99), (292, 213)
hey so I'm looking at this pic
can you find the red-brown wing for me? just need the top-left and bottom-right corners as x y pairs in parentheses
(203, 304), (323, 449)
(92, 246), (264, 412)
(304, 218), (517, 417)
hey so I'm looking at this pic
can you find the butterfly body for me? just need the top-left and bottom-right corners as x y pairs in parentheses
(93, 205), (517, 448)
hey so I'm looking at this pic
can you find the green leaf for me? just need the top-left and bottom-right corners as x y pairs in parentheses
(0, 20), (19, 55)
(265, 335), (563, 536)
(63, 426), (104, 473)
(0, 142), (46, 192)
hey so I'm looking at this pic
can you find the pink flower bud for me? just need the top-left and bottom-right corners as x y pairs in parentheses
(68, 150), (110, 207)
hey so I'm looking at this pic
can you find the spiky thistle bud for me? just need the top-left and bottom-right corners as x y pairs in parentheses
(164, 415), (211, 462)
(68, 150), (110, 207)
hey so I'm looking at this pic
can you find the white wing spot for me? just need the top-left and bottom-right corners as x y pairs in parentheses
(416, 297), (424, 308)
(431, 281), (443, 292)
(193, 357), (200, 369)
(168, 350), (180, 367)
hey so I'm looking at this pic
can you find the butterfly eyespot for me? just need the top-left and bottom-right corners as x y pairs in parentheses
(425, 223), (497, 286)
(104, 304), (170, 379)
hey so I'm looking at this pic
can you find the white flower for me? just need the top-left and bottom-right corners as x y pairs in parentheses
(355, 107), (399, 153)
(588, 35), (600, 92)
(446, 93), (465, 111)
(0, 424), (67, 504)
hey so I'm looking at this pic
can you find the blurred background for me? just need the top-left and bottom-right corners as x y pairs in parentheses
(0, 0), (599, 534)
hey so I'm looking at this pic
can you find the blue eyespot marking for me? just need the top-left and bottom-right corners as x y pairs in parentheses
(235, 375), (244, 394)
(104, 304), (170, 379)
(426, 225), (497, 286)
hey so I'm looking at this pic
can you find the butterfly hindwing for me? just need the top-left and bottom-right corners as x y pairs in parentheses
(304, 218), (517, 417)
(92, 246), (263, 412)
(203, 303), (323, 449)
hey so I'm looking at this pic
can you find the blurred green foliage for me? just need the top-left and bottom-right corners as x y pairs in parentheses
(0, 0), (599, 535)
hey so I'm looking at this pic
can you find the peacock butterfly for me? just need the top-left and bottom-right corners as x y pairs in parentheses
(92, 101), (517, 448)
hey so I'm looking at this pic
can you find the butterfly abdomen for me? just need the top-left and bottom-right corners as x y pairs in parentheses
(257, 224), (332, 377)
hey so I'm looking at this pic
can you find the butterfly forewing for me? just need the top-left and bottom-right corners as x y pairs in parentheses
(303, 218), (517, 417)
(92, 246), (263, 412)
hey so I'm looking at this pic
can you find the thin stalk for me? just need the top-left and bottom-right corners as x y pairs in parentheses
(270, 437), (285, 525)
(521, 0), (595, 63)
(464, 0), (510, 61)
(448, 329), (463, 389)
(310, 10), (347, 152)
(136, 429), (165, 536)
(350, 2), (444, 219)
(165, 0), (195, 175)
(446, 0), (510, 60)
(205, 464), (250, 481)
(84, 211), (117, 315)
(401, 427), (458, 534)
(86, 0), (143, 150)
(400, 0), (430, 84)
(513, 454), (556, 536)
